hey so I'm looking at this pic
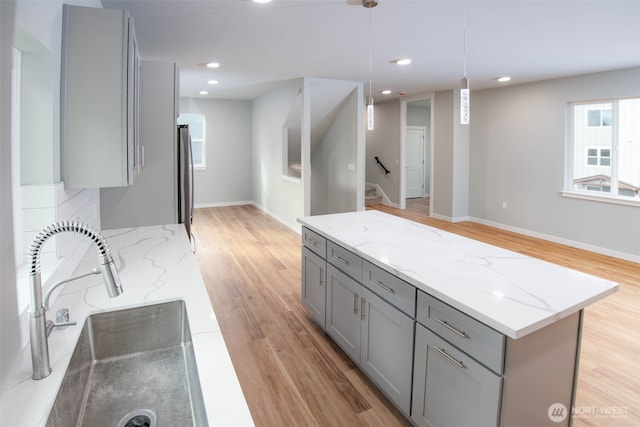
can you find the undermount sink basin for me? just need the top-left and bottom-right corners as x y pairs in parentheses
(46, 300), (208, 427)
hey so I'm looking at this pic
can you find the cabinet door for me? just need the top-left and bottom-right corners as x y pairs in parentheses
(326, 264), (361, 362)
(412, 325), (502, 427)
(360, 288), (414, 415)
(127, 15), (142, 184)
(61, 5), (138, 189)
(302, 247), (326, 327)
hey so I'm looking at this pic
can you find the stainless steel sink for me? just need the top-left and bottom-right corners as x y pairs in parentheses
(46, 300), (208, 427)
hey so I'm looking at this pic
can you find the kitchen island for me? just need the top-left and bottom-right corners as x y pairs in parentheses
(0, 224), (254, 426)
(298, 210), (618, 426)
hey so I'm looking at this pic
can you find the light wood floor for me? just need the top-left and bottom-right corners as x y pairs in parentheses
(192, 203), (639, 427)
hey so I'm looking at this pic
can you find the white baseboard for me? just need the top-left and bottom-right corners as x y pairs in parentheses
(468, 216), (639, 263)
(194, 200), (253, 209)
(249, 202), (301, 234)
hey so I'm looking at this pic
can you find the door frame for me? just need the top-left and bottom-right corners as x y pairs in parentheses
(399, 93), (434, 212)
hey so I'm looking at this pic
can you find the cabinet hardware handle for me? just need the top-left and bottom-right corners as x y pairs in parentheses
(306, 237), (318, 246)
(434, 347), (465, 369)
(353, 292), (359, 314)
(373, 280), (395, 294)
(319, 269), (324, 286)
(361, 298), (366, 320)
(435, 318), (467, 338)
(334, 255), (349, 265)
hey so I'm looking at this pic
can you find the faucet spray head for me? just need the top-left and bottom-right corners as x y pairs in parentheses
(100, 256), (123, 298)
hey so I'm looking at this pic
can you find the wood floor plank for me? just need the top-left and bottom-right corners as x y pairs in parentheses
(192, 202), (639, 427)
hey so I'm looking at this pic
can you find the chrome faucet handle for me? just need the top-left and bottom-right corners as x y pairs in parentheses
(45, 308), (77, 337)
(56, 308), (71, 323)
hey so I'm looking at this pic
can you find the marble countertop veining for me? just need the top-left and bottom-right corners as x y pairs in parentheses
(0, 224), (254, 427)
(298, 210), (619, 339)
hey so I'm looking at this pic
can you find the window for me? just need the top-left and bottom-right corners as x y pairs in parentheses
(586, 147), (610, 166)
(566, 98), (640, 204)
(586, 107), (612, 127)
(177, 113), (206, 169)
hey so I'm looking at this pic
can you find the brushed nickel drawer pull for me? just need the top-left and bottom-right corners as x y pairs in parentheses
(361, 298), (366, 320)
(373, 280), (395, 294)
(434, 347), (465, 369)
(305, 237), (318, 246)
(435, 318), (467, 338)
(334, 255), (349, 265)
(353, 292), (359, 314)
(319, 269), (324, 286)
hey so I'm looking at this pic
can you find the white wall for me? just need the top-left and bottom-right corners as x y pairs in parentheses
(469, 67), (640, 259)
(251, 79), (305, 230)
(180, 97), (253, 207)
(1, 0), (20, 392)
(2, 0), (101, 392)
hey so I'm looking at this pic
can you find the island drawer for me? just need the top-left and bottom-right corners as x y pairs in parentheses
(302, 227), (326, 257)
(417, 291), (505, 374)
(363, 260), (416, 317)
(327, 241), (362, 282)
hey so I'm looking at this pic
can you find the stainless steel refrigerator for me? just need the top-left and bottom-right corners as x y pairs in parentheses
(177, 124), (194, 240)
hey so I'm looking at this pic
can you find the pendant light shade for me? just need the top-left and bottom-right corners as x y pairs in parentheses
(460, 77), (470, 125)
(367, 103), (375, 130)
(362, 0), (378, 8)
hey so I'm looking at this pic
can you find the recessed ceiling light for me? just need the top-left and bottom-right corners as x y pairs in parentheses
(206, 62), (220, 68)
(199, 91), (208, 95)
(390, 58), (412, 65)
(496, 76), (511, 82)
(381, 90), (391, 95)
(253, 0), (272, 3)
(208, 80), (219, 85)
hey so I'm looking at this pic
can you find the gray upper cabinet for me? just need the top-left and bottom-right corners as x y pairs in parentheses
(61, 4), (141, 189)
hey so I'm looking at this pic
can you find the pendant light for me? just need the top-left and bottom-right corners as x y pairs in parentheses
(365, 0), (377, 130)
(460, 3), (470, 125)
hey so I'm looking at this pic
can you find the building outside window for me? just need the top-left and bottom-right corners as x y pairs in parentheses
(177, 113), (206, 169)
(568, 98), (640, 201)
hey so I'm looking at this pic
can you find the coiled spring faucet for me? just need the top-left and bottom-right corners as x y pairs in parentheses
(28, 220), (124, 380)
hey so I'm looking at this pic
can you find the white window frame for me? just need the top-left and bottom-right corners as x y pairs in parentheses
(563, 98), (640, 207)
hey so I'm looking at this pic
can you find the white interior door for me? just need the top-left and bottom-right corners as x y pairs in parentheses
(405, 127), (425, 198)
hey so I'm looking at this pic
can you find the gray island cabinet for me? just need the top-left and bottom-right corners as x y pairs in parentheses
(298, 211), (618, 427)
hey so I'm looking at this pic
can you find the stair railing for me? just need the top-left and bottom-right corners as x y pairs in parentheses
(374, 156), (390, 175)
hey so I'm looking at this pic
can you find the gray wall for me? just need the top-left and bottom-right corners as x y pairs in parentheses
(365, 99), (402, 205)
(469, 67), (640, 258)
(311, 89), (359, 215)
(251, 79), (305, 230)
(180, 97), (253, 207)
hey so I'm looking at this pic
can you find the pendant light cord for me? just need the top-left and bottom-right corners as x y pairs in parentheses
(462, 2), (467, 79)
(368, 7), (373, 105)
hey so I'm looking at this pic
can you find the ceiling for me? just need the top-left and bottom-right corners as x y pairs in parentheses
(101, 0), (640, 101)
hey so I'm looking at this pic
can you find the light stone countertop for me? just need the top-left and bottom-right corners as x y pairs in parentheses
(0, 224), (254, 426)
(298, 210), (619, 339)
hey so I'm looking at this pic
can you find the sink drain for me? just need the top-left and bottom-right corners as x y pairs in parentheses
(117, 409), (156, 427)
